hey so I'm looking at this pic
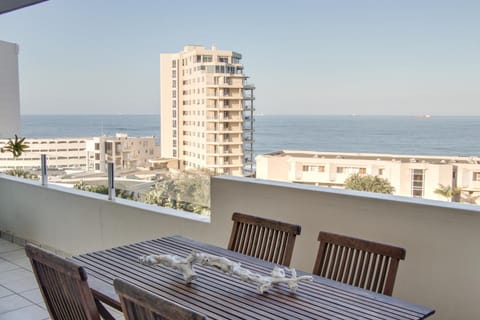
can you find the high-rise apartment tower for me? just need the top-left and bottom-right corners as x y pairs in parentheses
(160, 45), (255, 176)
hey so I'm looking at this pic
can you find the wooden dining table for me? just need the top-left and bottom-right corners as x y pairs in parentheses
(71, 235), (434, 320)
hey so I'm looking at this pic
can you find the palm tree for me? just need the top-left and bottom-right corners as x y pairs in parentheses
(0, 134), (29, 158)
(434, 184), (462, 202)
(461, 192), (480, 205)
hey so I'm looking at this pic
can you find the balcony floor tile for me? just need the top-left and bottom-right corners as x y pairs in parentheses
(0, 240), (22, 254)
(0, 268), (31, 284)
(0, 261), (19, 273)
(12, 257), (33, 271)
(0, 304), (49, 320)
(2, 274), (38, 293)
(0, 294), (31, 314)
(19, 288), (44, 306)
(0, 249), (27, 262)
(0, 286), (13, 299)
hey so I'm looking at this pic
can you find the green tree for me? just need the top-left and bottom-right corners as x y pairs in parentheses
(434, 184), (462, 202)
(143, 171), (210, 215)
(1, 135), (29, 158)
(144, 180), (181, 208)
(344, 173), (395, 194)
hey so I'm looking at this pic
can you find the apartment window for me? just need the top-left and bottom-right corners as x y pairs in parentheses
(172, 90), (176, 98)
(172, 110), (176, 118)
(173, 130), (177, 138)
(302, 165), (325, 172)
(411, 169), (425, 198)
(303, 165), (311, 172)
(203, 55), (212, 62)
(105, 142), (113, 153)
(172, 120), (177, 127)
(378, 168), (385, 175)
(173, 140), (177, 148)
(337, 167), (366, 175)
(172, 80), (176, 88)
(218, 56), (228, 63)
(172, 70), (176, 78)
(173, 150), (177, 157)
(94, 143), (99, 150)
(172, 60), (176, 68)
(196, 55), (201, 63)
(473, 172), (480, 181)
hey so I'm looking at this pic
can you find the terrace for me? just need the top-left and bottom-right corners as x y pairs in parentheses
(0, 174), (479, 319)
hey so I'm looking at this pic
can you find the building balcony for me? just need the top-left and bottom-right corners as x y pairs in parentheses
(205, 161), (242, 168)
(206, 136), (242, 145)
(243, 82), (255, 90)
(206, 93), (243, 100)
(0, 174), (479, 319)
(206, 105), (243, 111)
(206, 149), (242, 156)
(206, 82), (243, 89)
(206, 127), (242, 133)
(206, 116), (242, 122)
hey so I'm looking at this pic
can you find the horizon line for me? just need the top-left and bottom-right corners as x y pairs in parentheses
(20, 113), (480, 117)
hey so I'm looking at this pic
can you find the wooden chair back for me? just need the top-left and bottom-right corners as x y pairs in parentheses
(313, 231), (406, 296)
(114, 278), (207, 320)
(228, 212), (301, 266)
(25, 243), (103, 320)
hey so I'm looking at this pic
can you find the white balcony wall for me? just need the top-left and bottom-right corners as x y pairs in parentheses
(210, 177), (480, 320)
(1, 174), (480, 318)
(0, 175), (211, 254)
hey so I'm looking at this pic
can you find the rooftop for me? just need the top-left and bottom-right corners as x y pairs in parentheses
(263, 150), (480, 165)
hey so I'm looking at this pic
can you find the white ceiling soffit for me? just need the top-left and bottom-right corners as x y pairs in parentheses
(0, 0), (48, 15)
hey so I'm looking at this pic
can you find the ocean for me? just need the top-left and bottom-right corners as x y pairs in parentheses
(21, 115), (480, 157)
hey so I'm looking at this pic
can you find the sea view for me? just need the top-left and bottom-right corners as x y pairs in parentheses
(21, 114), (480, 157)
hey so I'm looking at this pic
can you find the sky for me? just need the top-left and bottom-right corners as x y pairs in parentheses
(0, 0), (479, 115)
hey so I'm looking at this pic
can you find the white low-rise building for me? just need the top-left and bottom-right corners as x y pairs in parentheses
(256, 150), (480, 203)
(85, 133), (160, 172)
(0, 134), (160, 172)
(0, 137), (87, 170)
